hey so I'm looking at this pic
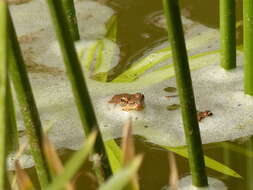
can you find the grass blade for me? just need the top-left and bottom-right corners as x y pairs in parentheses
(220, 0), (236, 70)
(45, 131), (97, 190)
(105, 139), (122, 173)
(163, 0), (208, 186)
(168, 152), (178, 190)
(243, 0), (253, 95)
(99, 155), (143, 190)
(6, 80), (19, 153)
(121, 120), (139, 190)
(0, 1), (9, 188)
(43, 135), (74, 190)
(8, 10), (51, 188)
(45, 0), (112, 177)
(61, 0), (80, 41)
(15, 161), (34, 190)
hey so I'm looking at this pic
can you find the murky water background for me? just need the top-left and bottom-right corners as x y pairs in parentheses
(23, 0), (249, 189)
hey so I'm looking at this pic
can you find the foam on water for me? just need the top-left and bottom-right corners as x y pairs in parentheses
(162, 176), (227, 190)
(8, 0), (252, 170)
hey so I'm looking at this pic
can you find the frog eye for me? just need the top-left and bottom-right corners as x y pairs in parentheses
(120, 97), (128, 102)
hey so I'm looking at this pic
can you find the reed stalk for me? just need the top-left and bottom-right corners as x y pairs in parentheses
(8, 11), (51, 188)
(45, 0), (112, 178)
(162, 0), (208, 187)
(220, 0), (236, 70)
(61, 0), (80, 41)
(6, 80), (19, 152)
(0, 1), (10, 188)
(243, 0), (253, 95)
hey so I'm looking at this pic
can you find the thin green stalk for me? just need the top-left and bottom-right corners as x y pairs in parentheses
(8, 11), (51, 188)
(220, 0), (236, 70)
(61, 0), (80, 41)
(162, 0), (208, 187)
(45, 0), (112, 178)
(0, 1), (10, 188)
(6, 80), (19, 153)
(243, 0), (253, 95)
(247, 136), (253, 190)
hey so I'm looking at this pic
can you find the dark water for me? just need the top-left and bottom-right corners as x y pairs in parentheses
(25, 0), (250, 189)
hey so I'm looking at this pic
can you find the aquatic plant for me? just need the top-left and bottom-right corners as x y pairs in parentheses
(0, 1), (9, 189)
(243, 0), (253, 95)
(220, 0), (236, 70)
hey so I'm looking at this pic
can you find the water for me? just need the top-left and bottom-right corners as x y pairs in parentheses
(20, 0), (251, 189)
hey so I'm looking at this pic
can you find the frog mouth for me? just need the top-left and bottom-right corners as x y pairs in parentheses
(121, 102), (145, 111)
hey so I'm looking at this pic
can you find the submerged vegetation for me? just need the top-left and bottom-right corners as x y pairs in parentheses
(0, 0), (253, 189)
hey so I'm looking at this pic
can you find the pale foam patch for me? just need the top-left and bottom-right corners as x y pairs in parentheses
(162, 176), (227, 190)
(97, 53), (251, 147)
(9, 0), (50, 36)
(8, 1), (250, 169)
(10, 0), (114, 38)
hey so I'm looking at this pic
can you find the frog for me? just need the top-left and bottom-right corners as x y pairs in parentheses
(108, 93), (145, 111)
(197, 110), (213, 122)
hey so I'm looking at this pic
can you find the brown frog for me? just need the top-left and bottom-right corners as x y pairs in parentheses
(197, 110), (213, 122)
(108, 93), (145, 111)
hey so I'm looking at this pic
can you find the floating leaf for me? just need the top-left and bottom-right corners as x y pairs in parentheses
(164, 86), (177, 93)
(162, 146), (242, 178)
(218, 142), (253, 158)
(112, 47), (172, 82)
(105, 14), (117, 42)
(166, 104), (180, 111)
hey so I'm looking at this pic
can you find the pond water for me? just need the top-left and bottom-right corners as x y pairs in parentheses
(12, 0), (252, 189)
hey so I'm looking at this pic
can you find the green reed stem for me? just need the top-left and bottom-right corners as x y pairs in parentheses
(8, 11), (51, 188)
(220, 0), (236, 70)
(243, 0), (253, 95)
(0, 1), (9, 189)
(61, 0), (80, 41)
(163, 0), (208, 187)
(45, 0), (112, 178)
(6, 80), (19, 152)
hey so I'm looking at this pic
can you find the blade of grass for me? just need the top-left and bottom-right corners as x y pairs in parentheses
(8, 10), (51, 188)
(163, 0), (208, 187)
(6, 80), (19, 153)
(99, 155), (143, 190)
(0, 1), (9, 189)
(45, 0), (112, 177)
(61, 0), (80, 41)
(121, 121), (135, 165)
(243, 0), (253, 95)
(15, 161), (34, 190)
(220, 0), (236, 70)
(168, 152), (178, 190)
(43, 135), (74, 190)
(121, 120), (139, 190)
(45, 131), (97, 190)
(105, 139), (122, 173)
